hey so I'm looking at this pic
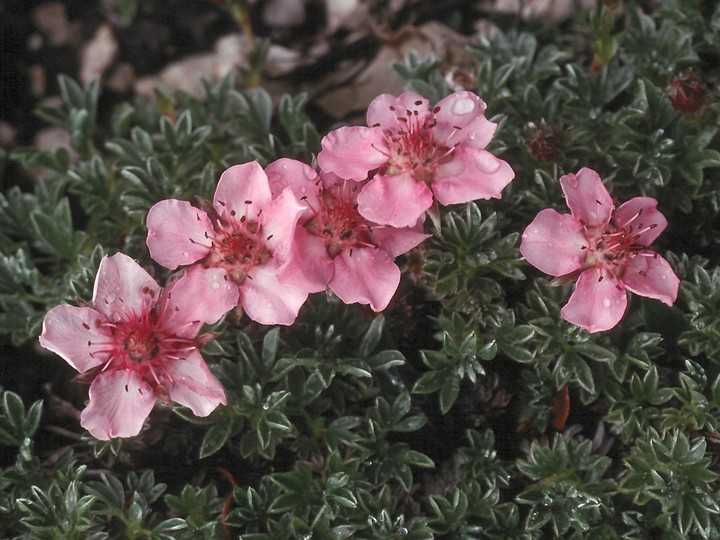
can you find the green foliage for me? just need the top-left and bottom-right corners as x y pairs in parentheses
(3, 1), (720, 538)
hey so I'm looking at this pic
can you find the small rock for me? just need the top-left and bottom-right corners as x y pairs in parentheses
(80, 24), (119, 85)
(33, 2), (80, 47)
(262, 0), (306, 28)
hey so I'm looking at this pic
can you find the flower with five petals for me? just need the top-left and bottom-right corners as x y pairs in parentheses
(317, 91), (515, 228)
(520, 167), (680, 332)
(39, 252), (226, 440)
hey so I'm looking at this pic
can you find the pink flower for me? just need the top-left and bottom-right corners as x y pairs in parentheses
(520, 167), (680, 333)
(317, 91), (515, 228)
(265, 158), (430, 311)
(39, 253), (226, 440)
(146, 161), (311, 326)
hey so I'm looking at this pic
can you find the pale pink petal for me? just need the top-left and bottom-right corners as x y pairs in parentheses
(367, 92), (430, 129)
(432, 92), (496, 147)
(520, 209), (587, 276)
(357, 173), (434, 228)
(146, 199), (213, 270)
(622, 251), (679, 306)
(433, 148), (515, 204)
(213, 161), (272, 222)
(317, 126), (389, 180)
(259, 187), (306, 259)
(80, 369), (156, 440)
(613, 197), (668, 246)
(92, 253), (160, 321)
(163, 350), (226, 417)
(265, 158), (320, 222)
(39, 305), (109, 372)
(264, 157), (318, 197)
(276, 227), (332, 293)
(240, 262), (309, 325)
(369, 223), (430, 257)
(163, 266), (239, 329)
(329, 248), (400, 312)
(561, 268), (628, 333)
(559, 168), (613, 228)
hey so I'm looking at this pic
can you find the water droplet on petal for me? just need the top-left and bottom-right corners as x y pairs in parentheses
(211, 281), (220, 290)
(451, 96), (475, 115)
(602, 298), (611, 308)
(182, 251), (189, 259)
(474, 151), (501, 173)
(105, 293), (116, 303)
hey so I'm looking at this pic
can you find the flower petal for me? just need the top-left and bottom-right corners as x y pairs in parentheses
(163, 350), (226, 417)
(432, 92), (496, 148)
(39, 305), (109, 372)
(260, 187), (306, 259)
(276, 227), (332, 293)
(317, 126), (389, 180)
(146, 199), (213, 270)
(240, 261), (309, 325)
(520, 208), (587, 276)
(433, 147), (515, 204)
(367, 92), (430, 130)
(561, 268), (628, 333)
(357, 173), (434, 228)
(369, 222), (430, 257)
(264, 157), (318, 197)
(265, 158), (320, 222)
(163, 266), (239, 328)
(92, 253), (160, 321)
(80, 369), (156, 440)
(613, 197), (668, 246)
(214, 161), (272, 222)
(622, 251), (679, 306)
(559, 168), (613, 228)
(329, 247), (400, 312)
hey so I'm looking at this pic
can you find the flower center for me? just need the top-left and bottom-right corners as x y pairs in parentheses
(377, 102), (454, 182)
(304, 185), (374, 258)
(202, 202), (272, 283)
(583, 207), (658, 279)
(85, 289), (198, 389)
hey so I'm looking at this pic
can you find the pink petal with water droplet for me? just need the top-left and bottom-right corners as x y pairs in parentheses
(357, 173), (433, 228)
(622, 251), (679, 306)
(433, 147), (515, 204)
(317, 126), (389, 181)
(520, 208), (587, 276)
(165, 266), (239, 328)
(560, 168), (613, 228)
(163, 349), (226, 417)
(613, 197), (667, 246)
(81, 369), (156, 440)
(265, 157), (317, 196)
(92, 253), (160, 321)
(330, 247), (400, 312)
(39, 305), (109, 372)
(432, 92), (495, 148)
(561, 268), (628, 333)
(146, 199), (214, 270)
(214, 161), (272, 221)
(241, 261), (309, 325)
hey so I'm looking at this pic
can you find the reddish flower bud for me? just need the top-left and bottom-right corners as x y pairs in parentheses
(526, 122), (563, 162)
(667, 68), (708, 115)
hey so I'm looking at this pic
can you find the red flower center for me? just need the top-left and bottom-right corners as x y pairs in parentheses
(198, 200), (272, 283)
(304, 185), (374, 258)
(377, 102), (454, 182)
